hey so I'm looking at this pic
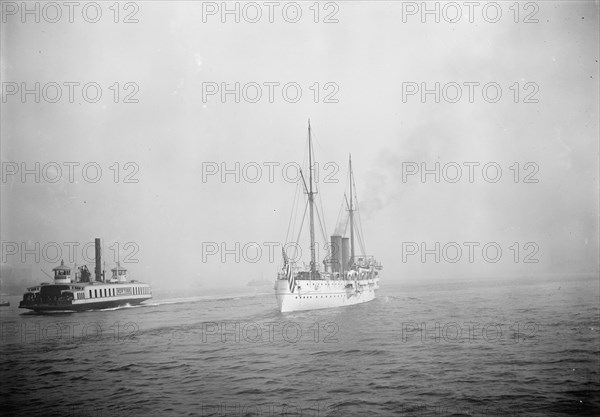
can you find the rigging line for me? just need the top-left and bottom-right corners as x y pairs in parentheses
(334, 197), (345, 234)
(309, 136), (320, 197)
(357, 205), (367, 256)
(301, 126), (311, 189)
(286, 183), (304, 268)
(293, 199), (310, 262)
(353, 226), (362, 256)
(355, 222), (366, 256)
(314, 152), (327, 239)
(353, 175), (368, 256)
(314, 202), (328, 248)
(285, 179), (300, 244)
(342, 215), (349, 237)
(356, 201), (367, 255)
(288, 182), (301, 246)
(308, 181), (327, 245)
(317, 183), (328, 238)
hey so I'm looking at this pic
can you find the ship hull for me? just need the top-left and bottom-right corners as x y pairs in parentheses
(275, 278), (379, 312)
(19, 281), (152, 313)
(19, 296), (151, 313)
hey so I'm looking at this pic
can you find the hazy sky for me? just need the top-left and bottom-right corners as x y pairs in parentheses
(1, 1), (598, 291)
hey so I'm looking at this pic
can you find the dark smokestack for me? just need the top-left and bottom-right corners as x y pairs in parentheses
(342, 237), (350, 274)
(95, 238), (102, 282)
(330, 235), (342, 273)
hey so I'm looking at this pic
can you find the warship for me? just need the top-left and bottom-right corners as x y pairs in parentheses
(275, 121), (382, 312)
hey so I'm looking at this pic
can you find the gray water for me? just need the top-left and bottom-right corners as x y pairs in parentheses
(1, 274), (598, 416)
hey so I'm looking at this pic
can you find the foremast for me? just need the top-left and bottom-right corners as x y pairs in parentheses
(349, 154), (355, 270)
(308, 120), (317, 279)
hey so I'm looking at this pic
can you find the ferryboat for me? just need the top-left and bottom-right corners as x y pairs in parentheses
(19, 238), (152, 313)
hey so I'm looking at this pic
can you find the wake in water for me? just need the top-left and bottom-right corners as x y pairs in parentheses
(93, 303), (135, 312)
(148, 292), (261, 307)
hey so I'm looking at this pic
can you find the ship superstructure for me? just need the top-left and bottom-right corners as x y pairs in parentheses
(275, 121), (382, 312)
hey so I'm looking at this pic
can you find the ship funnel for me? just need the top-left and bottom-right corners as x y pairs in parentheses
(342, 237), (350, 274)
(94, 238), (102, 282)
(330, 235), (342, 273)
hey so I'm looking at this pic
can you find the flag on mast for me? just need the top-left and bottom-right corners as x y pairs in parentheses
(282, 248), (295, 293)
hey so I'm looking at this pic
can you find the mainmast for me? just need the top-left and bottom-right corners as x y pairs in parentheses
(349, 154), (355, 268)
(308, 120), (316, 278)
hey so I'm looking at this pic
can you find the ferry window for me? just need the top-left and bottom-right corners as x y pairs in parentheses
(94, 290), (97, 298)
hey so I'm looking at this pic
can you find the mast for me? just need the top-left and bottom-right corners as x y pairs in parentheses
(308, 120), (316, 278)
(349, 154), (355, 268)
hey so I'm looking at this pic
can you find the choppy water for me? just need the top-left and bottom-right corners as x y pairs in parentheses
(1, 275), (598, 416)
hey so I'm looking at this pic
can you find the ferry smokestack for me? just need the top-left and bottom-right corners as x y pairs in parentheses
(95, 238), (102, 282)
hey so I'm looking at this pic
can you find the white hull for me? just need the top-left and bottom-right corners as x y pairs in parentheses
(20, 281), (152, 312)
(275, 278), (379, 312)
